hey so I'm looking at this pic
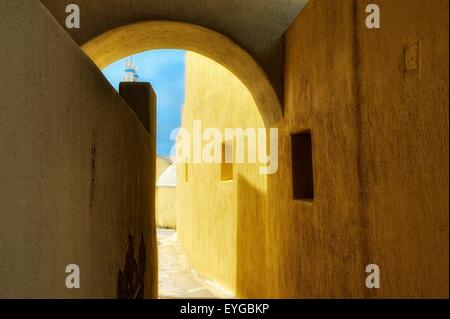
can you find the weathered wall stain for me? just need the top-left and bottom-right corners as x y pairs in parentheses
(117, 234), (146, 299)
(89, 134), (96, 209)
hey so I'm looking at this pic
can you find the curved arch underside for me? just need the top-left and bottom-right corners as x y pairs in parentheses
(40, 0), (310, 124)
(82, 21), (281, 124)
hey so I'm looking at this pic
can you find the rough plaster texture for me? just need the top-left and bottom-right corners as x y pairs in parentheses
(177, 0), (448, 298)
(355, 0), (449, 298)
(261, 0), (448, 298)
(176, 52), (266, 295)
(263, 0), (367, 298)
(40, 0), (309, 109)
(0, 0), (157, 298)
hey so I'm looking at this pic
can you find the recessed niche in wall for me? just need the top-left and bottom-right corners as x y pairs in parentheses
(291, 131), (314, 200)
(221, 142), (233, 182)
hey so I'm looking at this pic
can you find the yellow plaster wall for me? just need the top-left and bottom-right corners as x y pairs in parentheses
(262, 0), (448, 298)
(155, 157), (177, 229)
(156, 186), (177, 229)
(355, 0), (449, 298)
(177, 0), (448, 299)
(176, 52), (266, 295)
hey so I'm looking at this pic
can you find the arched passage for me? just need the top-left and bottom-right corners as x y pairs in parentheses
(82, 20), (274, 298)
(100, 45), (270, 296)
(81, 21), (282, 125)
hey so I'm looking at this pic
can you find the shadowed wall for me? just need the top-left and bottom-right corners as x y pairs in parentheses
(262, 0), (448, 298)
(355, 0), (448, 298)
(0, 0), (157, 298)
(178, 0), (448, 298)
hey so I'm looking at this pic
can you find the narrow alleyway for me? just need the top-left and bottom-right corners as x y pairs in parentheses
(157, 228), (233, 299)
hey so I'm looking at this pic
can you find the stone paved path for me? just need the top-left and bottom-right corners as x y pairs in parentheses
(157, 228), (233, 299)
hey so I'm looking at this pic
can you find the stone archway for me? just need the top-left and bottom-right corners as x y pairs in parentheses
(81, 21), (282, 125)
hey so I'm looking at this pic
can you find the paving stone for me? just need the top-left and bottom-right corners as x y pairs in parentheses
(157, 228), (233, 299)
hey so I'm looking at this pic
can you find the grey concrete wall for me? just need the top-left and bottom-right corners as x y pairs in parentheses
(0, 0), (157, 298)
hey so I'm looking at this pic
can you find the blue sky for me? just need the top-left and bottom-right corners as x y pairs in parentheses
(102, 50), (186, 158)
